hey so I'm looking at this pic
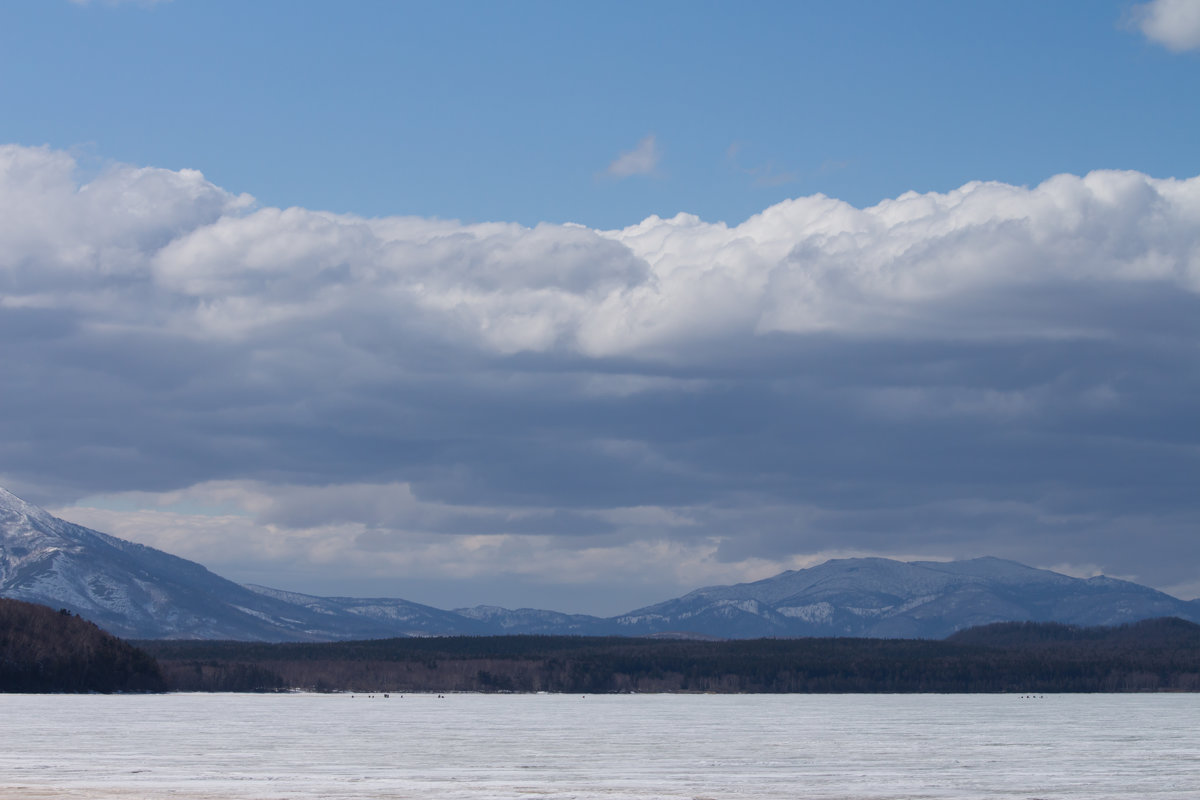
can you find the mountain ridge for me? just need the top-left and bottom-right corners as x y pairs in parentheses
(606, 555), (1195, 639)
(3, 485), (1197, 640)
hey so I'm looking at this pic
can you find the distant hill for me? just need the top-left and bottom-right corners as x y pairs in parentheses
(452, 604), (611, 635)
(608, 557), (1200, 639)
(4, 484), (1198, 641)
(0, 598), (164, 692)
(243, 585), (491, 637)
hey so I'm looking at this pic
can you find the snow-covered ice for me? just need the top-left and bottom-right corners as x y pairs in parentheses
(0, 692), (1197, 799)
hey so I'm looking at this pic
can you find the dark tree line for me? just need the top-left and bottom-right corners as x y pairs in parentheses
(0, 599), (165, 693)
(137, 618), (1200, 694)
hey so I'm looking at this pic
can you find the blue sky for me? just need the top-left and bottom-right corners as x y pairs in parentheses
(1, 0), (1199, 613)
(4, 1), (1197, 229)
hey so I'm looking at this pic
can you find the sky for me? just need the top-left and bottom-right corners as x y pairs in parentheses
(1, 0), (1199, 614)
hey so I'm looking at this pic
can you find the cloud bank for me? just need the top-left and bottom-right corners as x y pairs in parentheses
(3, 144), (1199, 610)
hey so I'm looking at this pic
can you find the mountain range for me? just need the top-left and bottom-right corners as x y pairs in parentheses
(3, 485), (1197, 640)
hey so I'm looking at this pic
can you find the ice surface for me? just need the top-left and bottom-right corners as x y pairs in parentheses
(0, 692), (1197, 799)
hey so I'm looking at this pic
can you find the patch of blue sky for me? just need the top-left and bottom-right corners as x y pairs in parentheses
(1, 0), (1196, 229)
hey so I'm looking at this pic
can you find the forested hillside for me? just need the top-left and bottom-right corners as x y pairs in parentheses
(0, 599), (165, 693)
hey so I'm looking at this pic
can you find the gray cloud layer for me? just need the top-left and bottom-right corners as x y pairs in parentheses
(3, 144), (1199, 609)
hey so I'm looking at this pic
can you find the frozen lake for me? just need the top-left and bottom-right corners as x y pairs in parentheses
(0, 692), (1197, 799)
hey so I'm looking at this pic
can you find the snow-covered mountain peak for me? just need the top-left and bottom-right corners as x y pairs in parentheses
(0, 484), (62, 531)
(0, 485), (434, 641)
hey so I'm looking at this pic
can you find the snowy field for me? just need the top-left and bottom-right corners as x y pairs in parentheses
(0, 692), (1197, 799)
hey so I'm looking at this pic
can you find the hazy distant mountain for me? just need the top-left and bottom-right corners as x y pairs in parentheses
(453, 605), (609, 635)
(3, 485), (1197, 641)
(609, 557), (1200, 639)
(244, 585), (490, 637)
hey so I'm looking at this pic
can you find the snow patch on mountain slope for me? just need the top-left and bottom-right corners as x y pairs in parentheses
(776, 602), (835, 623)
